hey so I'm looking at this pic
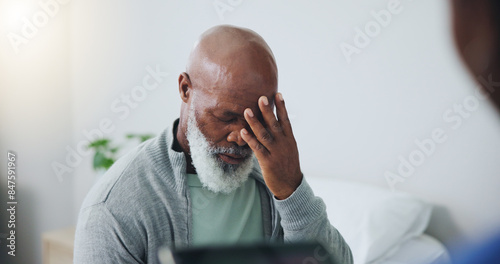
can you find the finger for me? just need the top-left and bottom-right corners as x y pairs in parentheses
(240, 128), (269, 157)
(244, 108), (274, 147)
(259, 96), (283, 135)
(275, 93), (293, 136)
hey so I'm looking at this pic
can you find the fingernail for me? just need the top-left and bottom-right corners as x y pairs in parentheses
(241, 128), (248, 135)
(246, 108), (254, 117)
(261, 96), (269, 106)
(277, 93), (284, 101)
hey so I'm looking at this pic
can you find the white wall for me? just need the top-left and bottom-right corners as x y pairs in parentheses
(68, 0), (500, 248)
(0, 0), (74, 263)
(2, 0), (500, 262)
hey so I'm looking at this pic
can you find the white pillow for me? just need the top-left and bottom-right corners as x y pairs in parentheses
(306, 177), (432, 264)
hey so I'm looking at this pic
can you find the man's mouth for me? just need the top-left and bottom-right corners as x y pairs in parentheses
(217, 153), (246, 165)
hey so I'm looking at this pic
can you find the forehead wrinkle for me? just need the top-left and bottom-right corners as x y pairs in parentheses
(213, 100), (248, 116)
(192, 90), (244, 115)
(189, 57), (228, 91)
(193, 51), (271, 95)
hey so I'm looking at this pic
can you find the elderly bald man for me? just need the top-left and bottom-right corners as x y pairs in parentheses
(74, 25), (353, 264)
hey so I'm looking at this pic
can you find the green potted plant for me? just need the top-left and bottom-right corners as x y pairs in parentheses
(87, 133), (154, 172)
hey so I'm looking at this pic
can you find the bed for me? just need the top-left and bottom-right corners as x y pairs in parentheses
(306, 177), (451, 264)
(384, 234), (450, 264)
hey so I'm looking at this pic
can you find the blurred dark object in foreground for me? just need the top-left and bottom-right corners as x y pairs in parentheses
(159, 242), (337, 264)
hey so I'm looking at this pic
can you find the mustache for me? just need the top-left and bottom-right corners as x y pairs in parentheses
(208, 145), (253, 158)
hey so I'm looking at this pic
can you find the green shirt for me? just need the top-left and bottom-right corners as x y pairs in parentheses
(187, 173), (264, 247)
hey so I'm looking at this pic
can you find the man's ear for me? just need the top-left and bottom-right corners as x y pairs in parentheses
(178, 72), (192, 103)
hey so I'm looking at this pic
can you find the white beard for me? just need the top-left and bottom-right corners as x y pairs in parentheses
(186, 107), (254, 194)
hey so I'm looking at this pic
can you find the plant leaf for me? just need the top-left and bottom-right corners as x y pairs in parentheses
(110, 147), (119, 153)
(88, 139), (110, 148)
(140, 134), (154, 142)
(93, 151), (106, 170)
(102, 157), (115, 170)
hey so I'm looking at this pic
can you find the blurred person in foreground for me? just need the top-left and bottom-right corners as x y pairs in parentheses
(73, 25), (352, 264)
(450, 0), (500, 263)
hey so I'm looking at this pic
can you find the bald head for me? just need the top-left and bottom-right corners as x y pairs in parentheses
(176, 26), (279, 167)
(186, 25), (278, 93)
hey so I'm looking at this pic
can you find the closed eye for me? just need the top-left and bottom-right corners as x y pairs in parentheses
(214, 111), (242, 123)
(218, 117), (237, 123)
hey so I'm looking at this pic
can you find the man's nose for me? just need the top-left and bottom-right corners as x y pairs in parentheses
(227, 128), (247, 146)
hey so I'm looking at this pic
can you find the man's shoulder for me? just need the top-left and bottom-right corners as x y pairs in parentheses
(80, 129), (179, 211)
(79, 141), (149, 209)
